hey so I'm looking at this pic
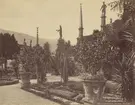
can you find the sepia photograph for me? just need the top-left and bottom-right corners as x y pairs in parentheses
(0, 0), (135, 105)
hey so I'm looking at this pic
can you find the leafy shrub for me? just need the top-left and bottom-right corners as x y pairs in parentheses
(19, 46), (35, 72)
(74, 33), (119, 77)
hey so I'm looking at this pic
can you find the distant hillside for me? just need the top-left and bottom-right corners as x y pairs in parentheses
(0, 29), (57, 51)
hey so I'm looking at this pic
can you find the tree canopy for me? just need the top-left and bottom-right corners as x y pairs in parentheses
(0, 33), (19, 59)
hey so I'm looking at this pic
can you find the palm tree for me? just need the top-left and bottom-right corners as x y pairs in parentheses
(108, 0), (135, 21)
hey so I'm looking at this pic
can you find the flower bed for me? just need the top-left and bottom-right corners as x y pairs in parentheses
(23, 87), (83, 105)
(30, 81), (84, 102)
(31, 81), (84, 93)
(26, 81), (130, 105)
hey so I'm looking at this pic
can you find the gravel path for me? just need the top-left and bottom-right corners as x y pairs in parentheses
(0, 83), (60, 105)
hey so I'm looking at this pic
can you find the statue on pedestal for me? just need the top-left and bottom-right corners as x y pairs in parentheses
(100, 2), (107, 31)
(100, 2), (107, 16)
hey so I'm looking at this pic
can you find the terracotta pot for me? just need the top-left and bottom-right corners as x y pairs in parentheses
(82, 80), (105, 104)
(20, 72), (31, 89)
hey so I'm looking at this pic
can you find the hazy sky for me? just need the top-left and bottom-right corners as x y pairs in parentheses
(0, 0), (119, 45)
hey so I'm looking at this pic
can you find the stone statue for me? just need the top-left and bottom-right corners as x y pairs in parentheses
(110, 18), (112, 23)
(100, 2), (107, 16)
(23, 38), (26, 45)
(56, 25), (62, 39)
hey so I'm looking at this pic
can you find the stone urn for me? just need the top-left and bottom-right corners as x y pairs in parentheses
(81, 72), (106, 104)
(82, 80), (105, 104)
(20, 72), (31, 89)
(18, 63), (31, 89)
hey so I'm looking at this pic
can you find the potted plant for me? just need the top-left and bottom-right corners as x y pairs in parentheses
(74, 32), (118, 103)
(19, 64), (31, 89)
(18, 46), (34, 89)
(76, 62), (106, 103)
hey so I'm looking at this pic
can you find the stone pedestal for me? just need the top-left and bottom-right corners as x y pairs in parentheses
(20, 72), (31, 89)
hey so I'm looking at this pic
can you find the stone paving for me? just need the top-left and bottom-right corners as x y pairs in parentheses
(0, 83), (60, 105)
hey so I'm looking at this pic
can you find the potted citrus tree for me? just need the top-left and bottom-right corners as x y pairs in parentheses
(18, 45), (34, 89)
(74, 32), (118, 103)
(77, 63), (105, 103)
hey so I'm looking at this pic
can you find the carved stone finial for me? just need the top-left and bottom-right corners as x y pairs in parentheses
(79, 3), (83, 40)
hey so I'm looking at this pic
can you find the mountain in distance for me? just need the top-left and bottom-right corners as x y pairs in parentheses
(0, 28), (57, 51)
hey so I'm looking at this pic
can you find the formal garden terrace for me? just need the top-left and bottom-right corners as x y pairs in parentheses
(1, 0), (135, 105)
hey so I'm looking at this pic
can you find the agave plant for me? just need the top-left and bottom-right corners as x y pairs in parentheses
(113, 52), (135, 101)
